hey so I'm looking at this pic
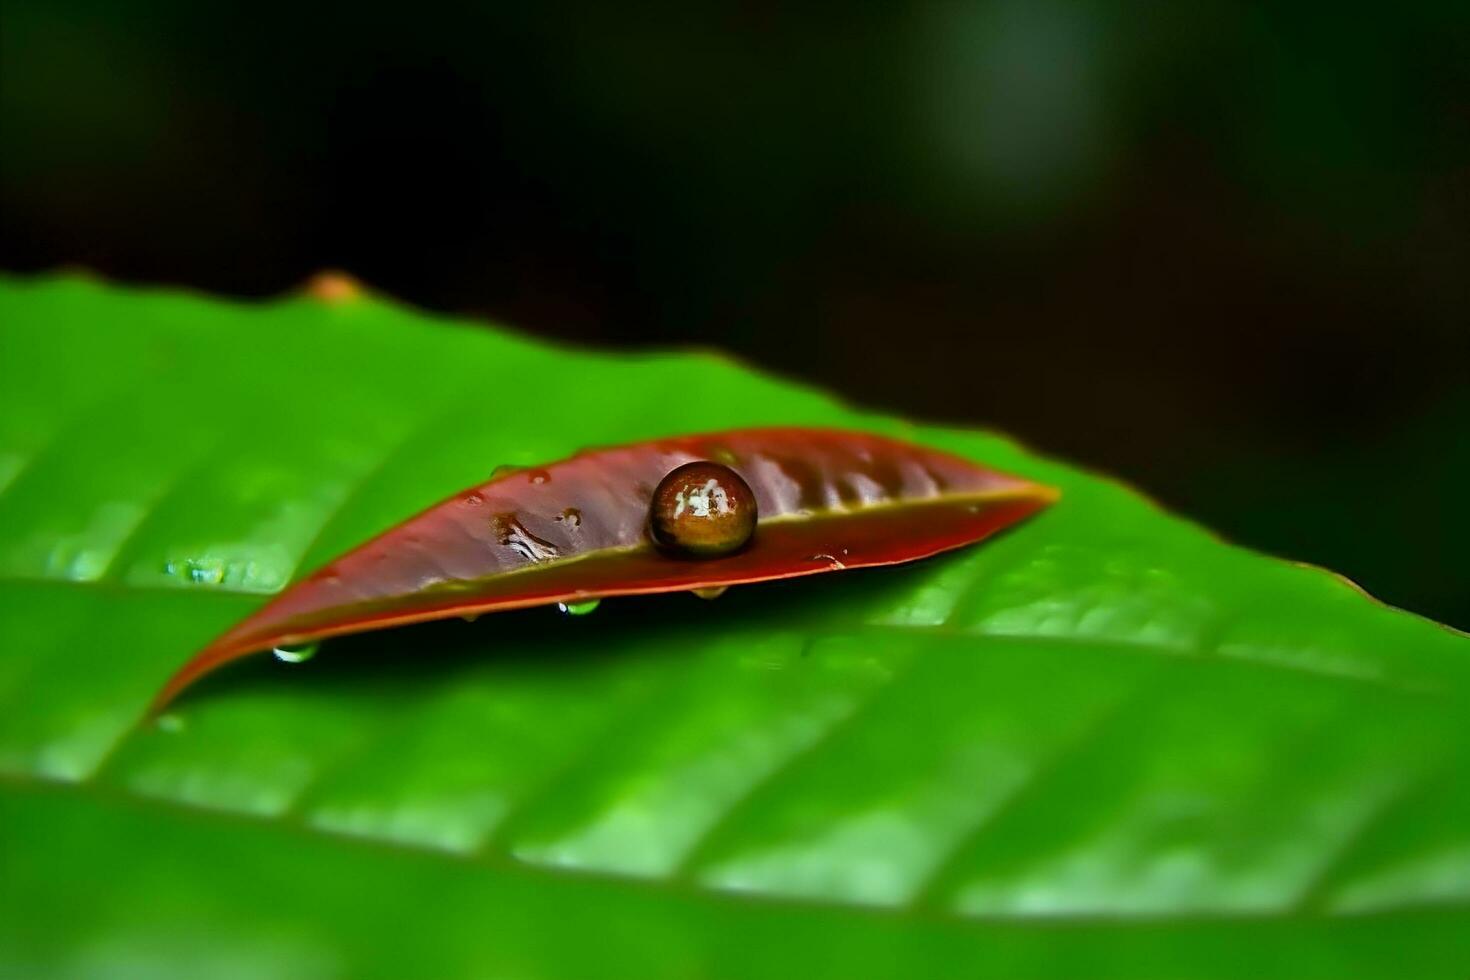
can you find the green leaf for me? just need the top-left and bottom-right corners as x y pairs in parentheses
(1, 275), (1466, 979)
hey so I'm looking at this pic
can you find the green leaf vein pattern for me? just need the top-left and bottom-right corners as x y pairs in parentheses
(1, 277), (1467, 979)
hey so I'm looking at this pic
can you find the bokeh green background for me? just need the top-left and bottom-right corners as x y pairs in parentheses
(2, 1), (1466, 626)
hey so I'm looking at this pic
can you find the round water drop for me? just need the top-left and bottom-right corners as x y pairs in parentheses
(692, 586), (728, 600)
(557, 598), (601, 616)
(273, 642), (319, 664)
(649, 461), (756, 558)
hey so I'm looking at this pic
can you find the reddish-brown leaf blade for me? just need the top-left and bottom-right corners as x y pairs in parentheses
(155, 428), (1057, 706)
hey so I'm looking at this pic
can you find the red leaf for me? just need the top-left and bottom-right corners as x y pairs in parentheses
(155, 428), (1057, 706)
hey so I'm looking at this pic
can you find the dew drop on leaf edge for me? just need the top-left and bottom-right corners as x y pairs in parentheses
(558, 599), (601, 616)
(273, 642), (319, 664)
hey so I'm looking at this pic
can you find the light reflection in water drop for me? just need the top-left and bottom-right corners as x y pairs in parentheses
(273, 642), (319, 664)
(557, 599), (601, 616)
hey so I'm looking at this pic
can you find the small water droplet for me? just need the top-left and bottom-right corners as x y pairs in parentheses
(464, 492), (484, 506)
(692, 586), (728, 600)
(557, 598), (600, 616)
(461, 612), (480, 623)
(557, 507), (582, 528)
(528, 469), (551, 485)
(273, 642), (319, 664)
(811, 553), (847, 570)
(493, 513), (560, 562)
(169, 557), (225, 585)
(156, 713), (186, 733)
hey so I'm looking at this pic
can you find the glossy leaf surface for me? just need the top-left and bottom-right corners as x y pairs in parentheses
(1, 277), (1468, 979)
(160, 429), (1054, 705)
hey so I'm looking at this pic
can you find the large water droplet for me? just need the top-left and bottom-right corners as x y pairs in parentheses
(692, 586), (728, 600)
(557, 598), (601, 616)
(649, 461), (757, 558)
(273, 642), (319, 664)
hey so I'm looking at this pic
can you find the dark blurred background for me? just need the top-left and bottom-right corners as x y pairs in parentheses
(3, 2), (1467, 627)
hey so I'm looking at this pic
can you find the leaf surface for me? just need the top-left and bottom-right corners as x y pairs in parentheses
(157, 428), (1054, 706)
(1, 276), (1467, 979)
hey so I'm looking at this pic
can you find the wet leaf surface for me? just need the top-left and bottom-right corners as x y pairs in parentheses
(1, 276), (1467, 979)
(158, 428), (1054, 705)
